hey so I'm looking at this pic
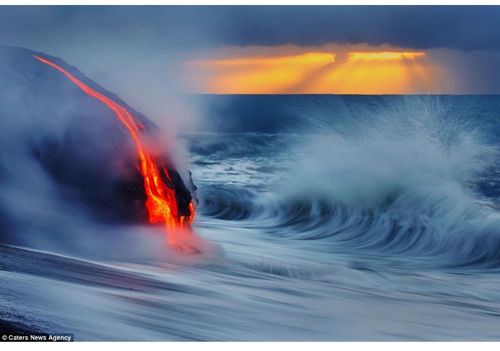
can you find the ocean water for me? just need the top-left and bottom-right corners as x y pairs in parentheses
(3, 95), (500, 340)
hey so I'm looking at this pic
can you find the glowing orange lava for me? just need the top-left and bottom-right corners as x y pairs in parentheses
(34, 55), (197, 251)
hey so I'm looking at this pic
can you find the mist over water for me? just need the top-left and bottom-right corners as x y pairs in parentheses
(3, 46), (500, 339)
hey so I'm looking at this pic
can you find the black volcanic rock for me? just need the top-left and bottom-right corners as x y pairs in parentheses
(0, 45), (194, 237)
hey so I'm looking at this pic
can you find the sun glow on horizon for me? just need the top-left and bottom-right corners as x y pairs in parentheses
(184, 49), (444, 94)
(185, 52), (336, 94)
(187, 52), (336, 66)
(348, 51), (426, 61)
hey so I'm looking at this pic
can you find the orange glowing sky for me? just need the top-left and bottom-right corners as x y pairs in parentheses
(183, 46), (448, 94)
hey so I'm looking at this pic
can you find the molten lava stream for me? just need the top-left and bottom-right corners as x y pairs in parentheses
(34, 55), (201, 254)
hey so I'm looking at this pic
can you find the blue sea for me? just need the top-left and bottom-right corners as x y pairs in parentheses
(4, 94), (500, 340)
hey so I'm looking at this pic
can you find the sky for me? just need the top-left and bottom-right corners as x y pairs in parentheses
(1, 6), (500, 122)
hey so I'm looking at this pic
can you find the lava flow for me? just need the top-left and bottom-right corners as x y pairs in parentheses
(34, 55), (200, 253)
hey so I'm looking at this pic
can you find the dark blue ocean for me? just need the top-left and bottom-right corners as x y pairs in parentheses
(4, 93), (500, 340)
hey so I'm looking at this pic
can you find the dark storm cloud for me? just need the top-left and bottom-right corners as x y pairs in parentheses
(1, 6), (500, 51)
(208, 6), (500, 51)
